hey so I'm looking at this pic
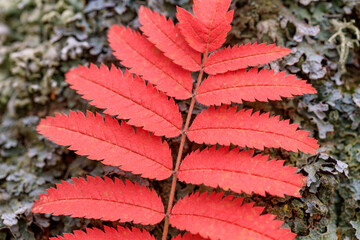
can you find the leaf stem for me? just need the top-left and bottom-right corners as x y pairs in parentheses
(162, 52), (208, 240)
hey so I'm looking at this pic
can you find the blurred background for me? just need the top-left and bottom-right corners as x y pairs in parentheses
(0, 0), (359, 239)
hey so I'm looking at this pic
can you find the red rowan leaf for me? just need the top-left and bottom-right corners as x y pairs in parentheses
(108, 25), (193, 99)
(173, 233), (208, 240)
(187, 106), (319, 154)
(178, 147), (306, 197)
(66, 64), (182, 137)
(176, 0), (234, 53)
(204, 43), (293, 75)
(32, 176), (164, 225)
(197, 68), (316, 106)
(37, 111), (172, 180)
(139, 6), (201, 72)
(50, 226), (155, 240)
(170, 192), (296, 240)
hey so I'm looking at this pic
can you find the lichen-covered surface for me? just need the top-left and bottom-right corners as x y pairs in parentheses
(0, 0), (359, 239)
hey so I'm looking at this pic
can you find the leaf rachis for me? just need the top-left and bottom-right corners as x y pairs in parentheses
(33, 1), (318, 239)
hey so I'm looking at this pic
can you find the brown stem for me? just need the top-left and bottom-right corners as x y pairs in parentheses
(161, 52), (208, 240)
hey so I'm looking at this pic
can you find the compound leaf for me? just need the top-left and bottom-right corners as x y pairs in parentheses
(66, 64), (182, 137)
(32, 176), (164, 225)
(170, 192), (296, 240)
(37, 111), (173, 180)
(50, 226), (155, 240)
(177, 0), (233, 53)
(197, 68), (316, 106)
(204, 43), (292, 74)
(187, 106), (318, 154)
(178, 147), (306, 197)
(108, 25), (193, 99)
(139, 6), (201, 71)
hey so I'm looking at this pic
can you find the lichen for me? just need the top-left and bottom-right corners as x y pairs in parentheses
(328, 19), (360, 73)
(1, 0), (360, 238)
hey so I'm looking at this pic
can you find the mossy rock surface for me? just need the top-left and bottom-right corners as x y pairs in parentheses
(0, 0), (360, 239)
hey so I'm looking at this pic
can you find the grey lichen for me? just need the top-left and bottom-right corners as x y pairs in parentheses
(0, 0), (360, 239)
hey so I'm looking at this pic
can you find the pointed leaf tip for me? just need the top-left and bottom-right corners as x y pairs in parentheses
(108, 25), (193, 99)
(170, 192), (296, 240)
(188, 106), (319, 154)
(139, 6), (201, 71)
(178, 147), (306, 197)
(204, 43), (293, 74)
(32, 176), (164, 225)
(37, 111), (173, 180)
(65, 64), (182, 137)
(197, 68), (317, 106)
(177, 0), (233, 53)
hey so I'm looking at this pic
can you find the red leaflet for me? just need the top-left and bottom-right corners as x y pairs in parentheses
(204, 43), (292, 75)
(37, 111), (173, 180)
(32, 176), (164, 225)
(170, 192), (296, 240)
(197, 68), (316, 106)
(139, 6), (201, 72)
(32, 1), (319, 239)
(173, 233), (208, 240)
(187, 106), (319, 154)
(178, 147), (306, 197)
(108, 25), (193, 99)
(50, 226), (155, 240)
(66, 64), (182, 137)
(177, 0), (234, 53)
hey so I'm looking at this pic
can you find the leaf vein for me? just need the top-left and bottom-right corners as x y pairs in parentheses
(36, 198), (164, 214)
(47, 125), (172, 171)
(189, 127), (314, 149)
(180, 168), (301, 188)
(197, 84), (311, 96)
(74, 72), (181, 133)
(112, 33), (192, 95)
